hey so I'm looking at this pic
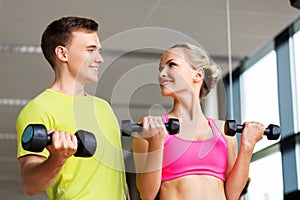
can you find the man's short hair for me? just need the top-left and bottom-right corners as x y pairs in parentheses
(41, 16), (98, 69)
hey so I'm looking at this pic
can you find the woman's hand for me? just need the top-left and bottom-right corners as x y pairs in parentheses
(240, 121), (265, 152)
(138, 116), (166, 151)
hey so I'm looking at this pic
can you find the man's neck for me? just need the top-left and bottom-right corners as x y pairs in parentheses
(50, 67), (86, 96)
(50, 80), (85, 97)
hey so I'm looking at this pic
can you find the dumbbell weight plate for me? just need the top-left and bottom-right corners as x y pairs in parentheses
(22, 124), (50, 152)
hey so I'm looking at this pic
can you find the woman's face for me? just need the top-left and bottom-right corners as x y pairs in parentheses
(158, 47), (200, 98)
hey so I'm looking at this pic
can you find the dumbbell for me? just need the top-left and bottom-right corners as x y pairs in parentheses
(224, 120), (280, 140)
(21, 124), (97, 157)
(121, 118), (180, 136)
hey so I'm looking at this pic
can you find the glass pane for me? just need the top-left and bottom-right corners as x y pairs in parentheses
(293, 30), (300, 132)
(240, 51), (280, 152)
(246, 152), (283, 200)
(292, 30), (300, 189)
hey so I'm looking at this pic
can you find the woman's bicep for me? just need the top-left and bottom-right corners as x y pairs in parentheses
(213, 119), (238, 178)
(225, 136), (238, 179)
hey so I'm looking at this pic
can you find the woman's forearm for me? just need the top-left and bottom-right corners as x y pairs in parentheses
(136, 144), (164, 200)
(225, 146), (254, 200)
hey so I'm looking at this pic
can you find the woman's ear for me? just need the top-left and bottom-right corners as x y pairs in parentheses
(55, 46), (68, 62)
(194, 68), (204, 83)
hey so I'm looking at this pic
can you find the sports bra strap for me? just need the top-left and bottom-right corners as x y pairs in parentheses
(162, 113), (169, 123)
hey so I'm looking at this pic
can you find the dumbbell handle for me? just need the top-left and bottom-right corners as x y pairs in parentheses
(121, 118), (180, 136)
(22, 124), (97, 157)
(224, 120), (281, 140)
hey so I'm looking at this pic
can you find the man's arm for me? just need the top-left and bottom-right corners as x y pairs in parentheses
(18, 130), (77, 195)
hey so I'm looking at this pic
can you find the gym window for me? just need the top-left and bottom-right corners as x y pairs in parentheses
(292, 28), (300, 189)
(240, 49), (280, 152)
(238, 45), (283, 199)
(248, 151), (283, 199)
(292, 29), (300, 132)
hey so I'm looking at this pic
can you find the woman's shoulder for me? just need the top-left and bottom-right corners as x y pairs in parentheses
(209, 118), (225, 133)
(209, 118), (237, 142)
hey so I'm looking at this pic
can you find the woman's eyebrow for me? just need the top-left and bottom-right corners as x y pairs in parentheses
(165, 59), (174, 64)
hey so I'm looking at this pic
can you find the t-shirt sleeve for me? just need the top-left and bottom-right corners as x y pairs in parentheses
(16, 101), (50, 159)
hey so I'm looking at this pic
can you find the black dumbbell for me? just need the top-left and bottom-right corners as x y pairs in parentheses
(21, 124), (97, 157)
(224, 120), (280, 140)
(121, 118), (180, 137)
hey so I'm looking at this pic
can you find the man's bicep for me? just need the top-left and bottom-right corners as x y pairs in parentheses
(18, 154), (47, 170)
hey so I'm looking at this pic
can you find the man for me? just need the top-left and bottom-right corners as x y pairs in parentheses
(16, 16), (127, 199)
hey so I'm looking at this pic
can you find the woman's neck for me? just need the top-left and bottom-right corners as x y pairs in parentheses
(170, 93), (205, 121)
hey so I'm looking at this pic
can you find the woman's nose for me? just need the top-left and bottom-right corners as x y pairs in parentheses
(159, 66), (167, 77)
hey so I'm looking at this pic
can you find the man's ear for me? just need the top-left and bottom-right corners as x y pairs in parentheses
(55, 46), (68, 62)
(194, 68), (204, 83)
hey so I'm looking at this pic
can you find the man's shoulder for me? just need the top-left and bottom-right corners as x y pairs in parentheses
(21, 90), (48, 110)
(90, 96), (111, 107)
(16, 89), (61, 123)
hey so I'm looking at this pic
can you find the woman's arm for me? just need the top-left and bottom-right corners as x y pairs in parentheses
(224, 122), (265, 200)
(132, 116), (166, 200)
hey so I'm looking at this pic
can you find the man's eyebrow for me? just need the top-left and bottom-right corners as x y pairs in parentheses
(86, 45), (98, 49)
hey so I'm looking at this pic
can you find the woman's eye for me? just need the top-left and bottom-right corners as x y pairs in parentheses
(158, 65), (164, 72)
(159, 62), (176, 71)
(168, 62), (176, 68)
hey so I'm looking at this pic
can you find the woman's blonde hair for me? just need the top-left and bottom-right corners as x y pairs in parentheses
(169, 43), (221, 98)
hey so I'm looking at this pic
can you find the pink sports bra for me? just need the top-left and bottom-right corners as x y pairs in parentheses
(161, 114), (228, 182)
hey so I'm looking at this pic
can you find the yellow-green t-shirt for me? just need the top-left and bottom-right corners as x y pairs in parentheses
(16, 89), (126, 199)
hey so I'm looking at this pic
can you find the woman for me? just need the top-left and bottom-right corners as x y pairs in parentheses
(132, 43), (265, 200)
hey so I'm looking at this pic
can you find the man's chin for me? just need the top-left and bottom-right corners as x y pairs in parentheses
(84, 77), (99, 85)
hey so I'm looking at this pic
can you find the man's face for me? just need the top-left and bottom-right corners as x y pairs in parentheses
(66, 30), (103, 84)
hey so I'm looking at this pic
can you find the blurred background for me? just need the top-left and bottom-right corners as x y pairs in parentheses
(0, 0), (300, 199)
